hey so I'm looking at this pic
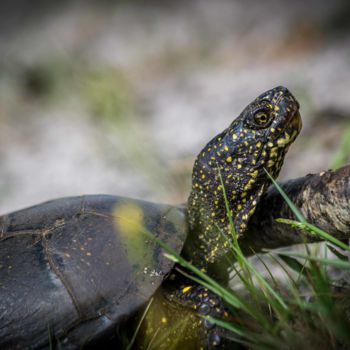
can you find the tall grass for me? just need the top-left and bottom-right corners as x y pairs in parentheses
(141, 169), (350, 349)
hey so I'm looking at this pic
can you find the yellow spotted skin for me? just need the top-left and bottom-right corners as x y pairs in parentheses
(185, 86), (302, 268)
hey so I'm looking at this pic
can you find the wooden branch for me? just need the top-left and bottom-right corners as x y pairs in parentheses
(241, 165), (350, 252)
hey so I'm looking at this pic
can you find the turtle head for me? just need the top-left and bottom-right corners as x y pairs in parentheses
(186, 86), (301, 266)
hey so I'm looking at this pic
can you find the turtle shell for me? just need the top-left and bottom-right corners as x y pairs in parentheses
(0, 195), (187, 349)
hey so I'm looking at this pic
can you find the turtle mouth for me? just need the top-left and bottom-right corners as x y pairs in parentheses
(282, 109), (302, 140)
(290, 110), (302, 134)
(268, 109), (302, 142)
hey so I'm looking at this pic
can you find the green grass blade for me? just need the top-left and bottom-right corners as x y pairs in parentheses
(251, 250), (279, 289)
(276, 251), (350, 269)
(126, 297), (154, 350)
(326, 244), (349, 261)
(217, 167), (240, 250)
(231, 247), (289, 312)
(264, 168), (306, 223)
(277, 218), (350, 252)
(48, 324), (53, 350)
(206, 316), (246, 337)
(277, 254), (310, 279)
(174, 266), (269, 325)
(305, 223), (350, 252)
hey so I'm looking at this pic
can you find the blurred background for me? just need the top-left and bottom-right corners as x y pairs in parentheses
(0, 0), (350, 213)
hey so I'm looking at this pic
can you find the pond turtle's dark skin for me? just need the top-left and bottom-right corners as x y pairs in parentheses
(0, 86), (301, 349)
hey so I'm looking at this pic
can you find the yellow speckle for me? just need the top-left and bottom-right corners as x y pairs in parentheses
(241, 192), (247, 198)
(244, 181), (253, 191)
(237, 204), (242, 210)
(277, 132), (291, 147)
(268, 160), (275, 167)
(224, 145), (229, 151)
(251, 170), (258, 178)
(267, 142), (274, 148)
(237, 164), (242, 169)
(270, 147), (278, 158)
(182, 286), (192, 293)
(161, 317), (168, 324)
(226, 156), (233, 163)
(232, 134), (238, 140)
(271, 127), (276, 133)
(201, 174), (206, 179)
(256, 141), (261, 148)
(274, 105), (280, 111)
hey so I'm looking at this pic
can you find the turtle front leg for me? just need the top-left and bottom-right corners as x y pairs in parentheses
(164, 277), (242, 350)
(135, 272), (242, 350)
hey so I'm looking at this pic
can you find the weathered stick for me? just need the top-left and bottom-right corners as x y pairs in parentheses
(241, 165), (350, 252)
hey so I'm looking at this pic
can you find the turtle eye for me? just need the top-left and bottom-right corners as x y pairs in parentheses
(253, 111), (272, 127)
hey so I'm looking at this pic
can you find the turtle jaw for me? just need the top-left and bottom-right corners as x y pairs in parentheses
(290, 110), (302, 136)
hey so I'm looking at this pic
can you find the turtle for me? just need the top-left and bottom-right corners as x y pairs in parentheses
(0, 86), (301, 350)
